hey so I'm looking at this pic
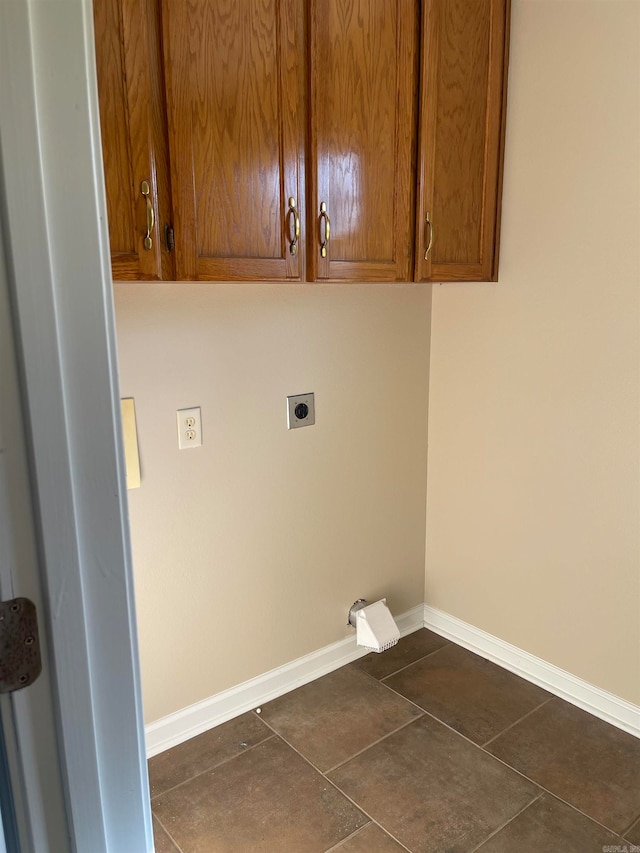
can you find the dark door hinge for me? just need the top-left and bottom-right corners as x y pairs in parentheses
(0, 598), (42, 693)
(165, 225), (175, 253)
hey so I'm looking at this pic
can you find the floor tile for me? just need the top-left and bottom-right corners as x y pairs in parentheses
(384, 643), (551, 745)
(328, 715), (539, 853)
(153, 816), (181, 853)
(148, 712), (272, 798)
(259, 665), (422, 771)
(487, 698), (640, 834)
(474, 793), (625, 852)
(350, 628), (449, 680)
(626, 816), (640, 844)
(153, 736), (367, 853)
(329, 822), (406, 852)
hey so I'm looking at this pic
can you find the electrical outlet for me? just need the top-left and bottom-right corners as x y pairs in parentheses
(287, 393), (315, 429)
(177, 407), (202, 449)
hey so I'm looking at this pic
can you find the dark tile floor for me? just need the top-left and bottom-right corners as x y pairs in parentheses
(149, 630), (640, 852)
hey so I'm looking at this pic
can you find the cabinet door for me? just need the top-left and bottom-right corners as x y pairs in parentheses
(415, 0), (510, 282)
(162, 0), (304, 281)
(93, 0), (172, 280)
(309, 0), (419, 282)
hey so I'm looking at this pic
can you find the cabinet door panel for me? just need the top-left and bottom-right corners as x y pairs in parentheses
(310, 0), (418, 282)
(163, 0), (304, 281)
(415, 0), (509, 282)
(94, 0), (172, 280)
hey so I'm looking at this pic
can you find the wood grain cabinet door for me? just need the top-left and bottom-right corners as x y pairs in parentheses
(93, 0), (172, 280)
(162, 0), (304, 281)
(309, 0), (419, 282)
(415, 0), (510, 282)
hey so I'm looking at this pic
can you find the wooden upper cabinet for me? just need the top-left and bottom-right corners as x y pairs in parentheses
(161, 0), (305, 281)
(94, 0), (510, 284)
(93, 0), (172, 280)
(309, 0), (419, 282)
(415, 0), (510, 282)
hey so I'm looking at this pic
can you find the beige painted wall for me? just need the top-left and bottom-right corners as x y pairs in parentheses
(426, 0), (640, 704)
(115, 284), (431, 722)
(116, 0), (639, 724)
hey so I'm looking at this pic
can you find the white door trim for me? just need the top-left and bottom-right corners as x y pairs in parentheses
(0, 223), (69, 853)
(0, 1), (151, 850)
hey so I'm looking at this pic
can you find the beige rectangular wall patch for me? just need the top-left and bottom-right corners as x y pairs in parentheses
(121, 398), (141, 489)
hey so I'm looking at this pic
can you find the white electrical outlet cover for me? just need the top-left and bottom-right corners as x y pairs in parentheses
(177, 407), (202, 449)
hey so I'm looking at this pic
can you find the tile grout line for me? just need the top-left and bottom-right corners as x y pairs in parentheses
(466, 791), (545, 853)
(477, 718), (634, 840)
(480, 696), (554, 749)
(379, 681), (631, 840)
(322, 822), (373, 852)
(370, 640), (453, 682)
(338, 817), (411, 853)
(324, 820), (413, 853)
(150, 733), (277, 802)
(153, 811), (186, 853)
(253, 674), (428, 775)
(257, 715), (414, 853)
(621, 810), (640, 838)
(323, 713), (426, 775)
(480, 732), (631, 837)
(357, 673), (438, 718)
(347, 649), (448, 702)
(479, 762), (631, 841)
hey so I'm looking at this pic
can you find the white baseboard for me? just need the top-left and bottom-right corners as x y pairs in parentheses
(145, 604), (425, 758)
(146, 602), (639, 757)
(423, 604), (640, 739)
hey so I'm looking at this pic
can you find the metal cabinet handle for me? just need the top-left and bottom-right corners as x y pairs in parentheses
(319, 201), (330, 258)
(424, 211), (433, 260)
(287, 196), (300, 255)
(141, 180), (154, 251)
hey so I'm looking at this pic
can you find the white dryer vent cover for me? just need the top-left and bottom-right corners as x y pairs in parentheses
(355, 599), (400, 653)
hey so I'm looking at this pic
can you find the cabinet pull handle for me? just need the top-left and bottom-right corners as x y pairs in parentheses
(141, 180), (154, 251)
(319, 201), (330, 258)
(424, 211), (433, 260)
(287, 197), (300, 255)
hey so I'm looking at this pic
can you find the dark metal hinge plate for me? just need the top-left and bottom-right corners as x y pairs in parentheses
(0, 598), (42, 693)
